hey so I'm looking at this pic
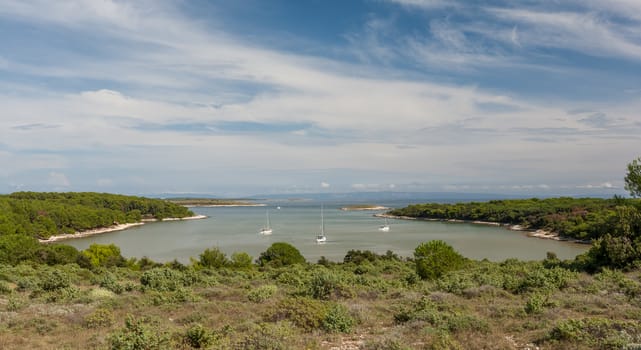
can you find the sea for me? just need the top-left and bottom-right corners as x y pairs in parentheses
(63, 199), (590, 263)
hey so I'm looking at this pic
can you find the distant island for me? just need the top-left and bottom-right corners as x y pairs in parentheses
(341, 204), (390, 211)
(166, 198), (265, 207)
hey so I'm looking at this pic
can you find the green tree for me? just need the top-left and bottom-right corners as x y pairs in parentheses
(81, 244), (125, 268)
(414, 240), (466, 280)
(625, 157), (641, 198)
(258, 242), (306, 267)
(199, 247), (228, 268)
(230, 252), (254, 269)
(0, 234), (40, 265)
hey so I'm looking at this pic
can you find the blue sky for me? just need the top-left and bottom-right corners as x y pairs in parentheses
(1, 0), (640, 197)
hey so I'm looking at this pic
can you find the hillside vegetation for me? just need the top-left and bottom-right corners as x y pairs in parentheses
(389, 197), (638, 240)
(0, 169), (639, 349)
(0, 240), (640, 349)
(0, 192), (193, 239)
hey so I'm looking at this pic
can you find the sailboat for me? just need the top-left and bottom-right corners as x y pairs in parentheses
(259, 209), (273, 235)
(315, 205), (327, 243)
(378, 217), (390, 232)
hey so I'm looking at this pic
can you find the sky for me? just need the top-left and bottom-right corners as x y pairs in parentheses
(0, 0), (640, 197)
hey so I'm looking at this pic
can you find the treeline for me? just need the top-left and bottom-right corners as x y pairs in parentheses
(389, 197), (639, 240)
(390, 197), (641, 270)
(0, 192), (193, 239)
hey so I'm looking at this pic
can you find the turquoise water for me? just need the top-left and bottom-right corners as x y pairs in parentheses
(64, 201), (589, 263)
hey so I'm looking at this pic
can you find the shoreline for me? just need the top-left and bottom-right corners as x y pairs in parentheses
(184, 204), (266, 207)
(341, 206), (390, 211)
(39, 215), (207, 243)
(375, 213), (591, 245)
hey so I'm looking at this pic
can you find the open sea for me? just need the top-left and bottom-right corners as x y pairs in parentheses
(64, 200), (589, 263)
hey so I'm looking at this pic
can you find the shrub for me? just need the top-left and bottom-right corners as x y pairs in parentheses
(230, 252), (254, 269)
(270, 297), (327, 332)
(307, 269), (341, 300)
(414, 240), (466, 280)
(248, 284), (278, 303)
(199, 247), (228, 268)
(140, 267), (184, 291)
(184, 323), (214, 349)
(0, 234), (41, 265)
(85, 308), (115, 328)
(0, 280), (12, 294)
(548, 318), (641, 348)
(109, 315), (170, 350)
(322, 304), (354, 333)
(38, 244), (80, 265)
(258, 242), (306, 267)
(524, 293), (547, 315)
(81, 244), (125, 268)
(40, 269), (71, 291)
(236, 322), (292, 350)
(98, 273), (125, 294)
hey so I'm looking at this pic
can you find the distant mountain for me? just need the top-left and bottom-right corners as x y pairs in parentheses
(146, 191), (617, 204)
(250, 191), (531, 203)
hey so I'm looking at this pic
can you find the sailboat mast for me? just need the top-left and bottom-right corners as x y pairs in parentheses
(321, 204), (324, 235)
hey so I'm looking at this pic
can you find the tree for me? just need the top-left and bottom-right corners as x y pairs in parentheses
(257, 242), (306, 267)
(625, 157), (641, 198)
(414, 240), (466, 280)
(230, 252), (253, 269)
(199, 247), (228, 268)
(81, 243), (125, 268)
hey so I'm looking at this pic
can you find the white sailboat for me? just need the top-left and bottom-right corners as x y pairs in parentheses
(259, 210), (273, 235)
(315, 205), (327, 243)
(378, 217), (390, 232)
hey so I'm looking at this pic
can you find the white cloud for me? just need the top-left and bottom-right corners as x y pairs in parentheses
(320, 182), (331, 188)
(47, 172), (70, 187)
(0, 1), (639, 195)
(487, 8), (641, 61)
(387, 0), (456, 9)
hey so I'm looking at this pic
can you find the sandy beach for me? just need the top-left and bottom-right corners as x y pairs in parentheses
(184, 204), (266, 207)
(376, 213), (591, 244)
(39, 215), (207, 243)
(341, 206), (390, 211)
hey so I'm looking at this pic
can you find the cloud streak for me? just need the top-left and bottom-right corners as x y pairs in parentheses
(0, 1), (639, 195)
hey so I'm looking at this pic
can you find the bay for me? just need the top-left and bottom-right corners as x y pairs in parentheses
(64, 201), (589, 263)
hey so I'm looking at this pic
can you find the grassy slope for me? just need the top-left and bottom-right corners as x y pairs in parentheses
(0, 258), (640, 349)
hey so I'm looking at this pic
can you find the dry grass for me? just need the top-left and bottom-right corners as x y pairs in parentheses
(0, 262), (640, 349)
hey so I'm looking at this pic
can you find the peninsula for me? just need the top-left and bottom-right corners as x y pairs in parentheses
(166, 198), (265, 207)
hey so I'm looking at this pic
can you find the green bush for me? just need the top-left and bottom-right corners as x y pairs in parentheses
(0, 234), (41, 265)
(98, 273), (125, 294)
(109, 315), (170, 350)
(230, 252), (254, 269)
(199, 247), (229, 268)
(307, 268), (341, 300)
(38, 244), (80, 265)
(40, 269), (71, 291)
(235, 322), (292, 350)
(81, 244), (125, 268)
(247, 284), (278, 303)
(140, 267), (184, 292)
(322, 303), (354, 333)
(258, 242), (306, 267)
(270, 297), (327, 332)
(414, 240), (466, 280)
(184, 323), (214, 349)
(85, 308), (115, 328)
(0, 280), (12, 294)
(548, 318), (641, 348)
(524, 293), (546, 315)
